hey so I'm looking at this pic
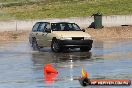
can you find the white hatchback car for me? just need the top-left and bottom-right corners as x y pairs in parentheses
(29, 22), (93, 52)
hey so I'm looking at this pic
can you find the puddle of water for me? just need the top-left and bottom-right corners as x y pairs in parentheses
(0, 40), (132, 88)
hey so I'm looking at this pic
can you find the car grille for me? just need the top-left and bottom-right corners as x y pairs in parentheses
(72, 37), (84, 40)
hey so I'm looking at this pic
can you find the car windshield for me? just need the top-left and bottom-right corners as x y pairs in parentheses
(51, 23), (81, 31)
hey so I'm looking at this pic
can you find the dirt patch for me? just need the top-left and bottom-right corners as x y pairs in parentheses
(0, 30), (30, 41)
(0, 26), (132, 41)
(86, 26), (132, 40)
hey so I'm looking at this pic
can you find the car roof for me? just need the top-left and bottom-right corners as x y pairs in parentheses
(36, 22), (50, 24)
(35, 22), (75, 24)
(51, 22), (75, 24)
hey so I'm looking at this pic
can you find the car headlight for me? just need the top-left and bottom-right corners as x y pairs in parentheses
(60, 37), (72, 40)
(84, 37), (92, 40)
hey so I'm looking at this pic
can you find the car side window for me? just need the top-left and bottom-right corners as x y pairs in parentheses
(37, 23), (46, 32)
(60, 24), (65, 30)
(51, 23), (61, 31)
(45, 23), (50, 30)
(51, 23), (56, 30)
(32, 23), (40, 32)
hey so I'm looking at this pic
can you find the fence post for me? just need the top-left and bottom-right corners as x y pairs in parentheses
(16, 20), (17, 31)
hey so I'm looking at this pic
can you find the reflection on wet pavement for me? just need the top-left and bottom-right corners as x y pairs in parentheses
(0, 40), (132, 88)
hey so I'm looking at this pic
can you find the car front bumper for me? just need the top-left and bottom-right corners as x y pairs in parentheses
(59, 39), (93, 48)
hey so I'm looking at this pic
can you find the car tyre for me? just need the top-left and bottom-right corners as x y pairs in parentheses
(51, 39), (62, 52)
(32, 38), (40, 51)
(79, 77), (91, 86)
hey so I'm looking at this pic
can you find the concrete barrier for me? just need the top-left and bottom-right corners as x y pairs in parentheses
(0, 15), (132, 31)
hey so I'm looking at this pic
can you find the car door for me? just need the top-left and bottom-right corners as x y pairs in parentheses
(30, 22), (40, 43)
(41, 23), (53, 47)
(43, 23), (53, 46)
(35, 22), (47, 47)
(36, 22), (52, 47)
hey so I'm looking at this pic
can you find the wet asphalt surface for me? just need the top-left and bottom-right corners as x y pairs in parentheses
(0, 40), (132, 88)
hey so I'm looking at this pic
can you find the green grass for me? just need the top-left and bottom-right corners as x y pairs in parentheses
(0, 0), (132, 20)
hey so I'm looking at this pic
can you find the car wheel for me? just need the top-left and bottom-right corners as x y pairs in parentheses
(32, 38), (40, 51)
(51, 39), (62, 52)
(80, 47), (91, 52)
(79, 77), (91, 86)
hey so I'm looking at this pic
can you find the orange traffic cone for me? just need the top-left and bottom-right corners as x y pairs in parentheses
(44, 64), (58, 74)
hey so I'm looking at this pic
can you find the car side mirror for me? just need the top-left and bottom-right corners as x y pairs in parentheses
(82, 29), (85, 32)
(45, 28), (51, 33)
